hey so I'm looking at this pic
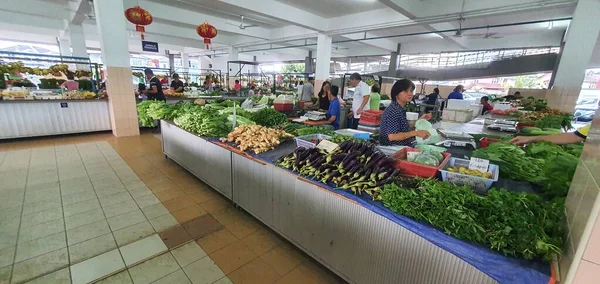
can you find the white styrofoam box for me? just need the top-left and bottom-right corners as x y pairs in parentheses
(406, 112), (419, 121)
(454, 110), (473, 123)
(442, 109), (456, 121)
(469, 104), (483, 117)
(493, 103), (512, 111)
(446, 99), (472, 110)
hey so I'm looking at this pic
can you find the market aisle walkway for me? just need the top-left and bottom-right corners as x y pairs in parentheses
(0, 132), (344, 284)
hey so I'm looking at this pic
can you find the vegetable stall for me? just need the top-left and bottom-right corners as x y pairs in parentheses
(138, 98), (581, 284)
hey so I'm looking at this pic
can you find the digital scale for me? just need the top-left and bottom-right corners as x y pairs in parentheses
(486, 119), (518, 133)
(435, 130), (477, 149)
(303, 111), (327, 121)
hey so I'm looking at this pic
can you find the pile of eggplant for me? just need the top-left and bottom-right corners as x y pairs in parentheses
(276, 141), (398, 198)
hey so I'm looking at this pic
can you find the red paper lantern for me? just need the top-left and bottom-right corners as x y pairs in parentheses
(124, 6), (153, 40)
(196, 22), (218, 49)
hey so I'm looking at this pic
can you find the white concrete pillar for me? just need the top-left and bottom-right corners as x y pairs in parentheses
(181, 53), (189, 73)
(315, 34), (332, 81)
(548, 0), (600, 112)
(57, 38), (71, 57)
(69, 24), (87, 58)
(94, 0), (138, 137)
(553, 0), (600, 87)
(228, 47), (239, 75)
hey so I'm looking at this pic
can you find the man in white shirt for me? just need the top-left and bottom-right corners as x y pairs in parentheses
(348, 73), (371, 129)
(301, 77), (315, 102)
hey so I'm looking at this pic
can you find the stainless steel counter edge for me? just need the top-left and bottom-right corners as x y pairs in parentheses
(159, 120), (497, 284)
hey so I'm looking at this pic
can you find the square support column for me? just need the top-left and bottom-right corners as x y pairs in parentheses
(315, 34), (332, 96)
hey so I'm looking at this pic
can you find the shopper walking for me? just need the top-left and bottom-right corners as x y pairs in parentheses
(348, 73), (371, 129)
(301, 77), (315, 102)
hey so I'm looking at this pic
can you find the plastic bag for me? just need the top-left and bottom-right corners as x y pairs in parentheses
(414, 153), (440, 166)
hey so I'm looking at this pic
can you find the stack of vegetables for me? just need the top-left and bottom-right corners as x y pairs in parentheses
(173, 107), (231, 137)
(276, 141), (397, 197)
(472, 141), (581, 199)
(378, 179), (565, 260)
(220, 125), (294, 153)
(249, 108), (288, 127)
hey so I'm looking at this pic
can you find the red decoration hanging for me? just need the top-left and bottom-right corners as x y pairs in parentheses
(124, 6), (153, 40)
(196, 22), (218, 49)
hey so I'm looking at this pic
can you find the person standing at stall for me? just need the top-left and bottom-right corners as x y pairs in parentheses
(379, 79), (432, 146)
(233, 80), (242, 92)
(317, 81), (331, 111)
(170, 73), (184, 93)
(480, 96), (493, 115)
(60, 72), (79, 91)
(448, 85), (464, 100)
(144, 68), (165, 102)
(301, 77), (315, 102)
(369, 84), (381, 110)
(348, 73), (371, 129)
(297, 81), (304, 96)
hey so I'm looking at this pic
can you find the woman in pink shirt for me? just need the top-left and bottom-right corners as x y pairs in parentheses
(60, 72), (79, 91)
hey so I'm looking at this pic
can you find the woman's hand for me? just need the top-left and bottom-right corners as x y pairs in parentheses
(414, 130), (431, 139)
(420, 113), (432, 120)
(510, 136), (536, 145)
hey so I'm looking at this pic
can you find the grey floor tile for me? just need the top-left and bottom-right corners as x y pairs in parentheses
(62, 190), (97, 206)
(170, 242), (207, 267)
(108, 210), (146, 232)
(20, 207), (63, 228)
(128, 186), (153, 199)
(18, 218), (65, 244)
(182, 256), (225, 284)
(64, 208), (105, 230)
(128, 253), (180, 284)
(113, 221), (156, 247)
(60, 183), (95, 197)
(11, 248), (69, 284)
(63, 198), (101, 217)
(141, 204), (169, 220)
(134, 195), (161, 208)
(95, 270), (133, 284)
(0, 245), (15, 268)
(149, 214), (178, 232)
(0, 263), (11, 283)
(66, 219), (111, 246)
(99, 192), (134, 208)
(70, 249), (125, 284)
(152, 269), (191, 284)
(21, 195), (62, 216)
(24, 267), (70, 284)
(0, 205), (22, 221)
(119, 234), (168, 267)
(69, 233), (117, 264)
(23, 187), (60, 204)
(15, 232), (67, 262)
(102, 199), (139, 219)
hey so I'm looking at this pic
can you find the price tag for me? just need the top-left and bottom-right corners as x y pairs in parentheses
(406, 151), (419, 161)
(316, 140), (339, 153)
(469, 157), (489, 173)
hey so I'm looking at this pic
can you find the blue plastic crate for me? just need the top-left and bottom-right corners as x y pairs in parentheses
(439, 157), (499, 194)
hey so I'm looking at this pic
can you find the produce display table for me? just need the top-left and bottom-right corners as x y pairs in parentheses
(160, 120), (553, 284)
(0, 99), (111, 139)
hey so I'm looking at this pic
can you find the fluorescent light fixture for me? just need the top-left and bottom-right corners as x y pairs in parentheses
(434, 33), (444, 39)
(548, 21), (553, 30)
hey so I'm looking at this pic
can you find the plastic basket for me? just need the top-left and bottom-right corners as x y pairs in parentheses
(359, 110), (383, 125)
(392, 148), (451, 178)
(439, 157), (499, 194)
(295, 134), (332, 149)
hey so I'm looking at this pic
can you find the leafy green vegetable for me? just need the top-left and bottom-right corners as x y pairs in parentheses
(250, 108), (288, 127)
(472, 142), (546, 184)
(378, 180), (565, 260)
(173, 108), (230, 137)
(296, 126), (335, 136)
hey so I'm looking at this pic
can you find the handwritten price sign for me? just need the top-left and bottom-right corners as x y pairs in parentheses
(469, 157), (489, 173)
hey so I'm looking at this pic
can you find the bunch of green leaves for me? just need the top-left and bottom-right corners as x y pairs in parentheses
(526, 142), (580, 199)
(173, 108), (230, 137)
(249, 108), (288, 127)
(296, 126), (335, 136)
(535, 114), (573, 130)
(279, 122), (308, 136)
(327, 135), (364, 144)
(147, 101), (175, 121)
(378, 179), (565, 260)
(137, 101), (159, 127)
(472, 142), (546, 184)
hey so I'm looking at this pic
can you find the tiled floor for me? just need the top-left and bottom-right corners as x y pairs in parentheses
(0, 132), (344, 284)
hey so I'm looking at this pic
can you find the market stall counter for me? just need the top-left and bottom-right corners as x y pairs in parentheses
(0, 99), (111, 139)
(159, 120), (553, 284)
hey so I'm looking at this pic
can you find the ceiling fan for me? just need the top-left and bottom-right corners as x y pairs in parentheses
(464, 27), (503, 39)
(227, 16), (258, 30)
(453, 0), (466, 37)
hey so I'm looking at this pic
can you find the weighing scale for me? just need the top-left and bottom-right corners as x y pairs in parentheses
(303, 111), (326, 121)
(435, 130), (477, 149)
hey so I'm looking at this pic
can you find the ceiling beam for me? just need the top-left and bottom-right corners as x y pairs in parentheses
(219, 0), (325, 31)
(0, 10), (63, 30)
(0, 0), (68, 20)
(68, 0), (93, 25)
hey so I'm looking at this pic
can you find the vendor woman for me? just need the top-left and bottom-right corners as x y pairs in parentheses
(313, 85), (341, 130)
(379, 79), (432, 146)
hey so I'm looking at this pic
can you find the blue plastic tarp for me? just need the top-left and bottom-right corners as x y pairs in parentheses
(208, 140), (552, 284)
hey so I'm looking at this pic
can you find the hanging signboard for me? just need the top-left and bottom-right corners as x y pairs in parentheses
(142, 41), (159, 53)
